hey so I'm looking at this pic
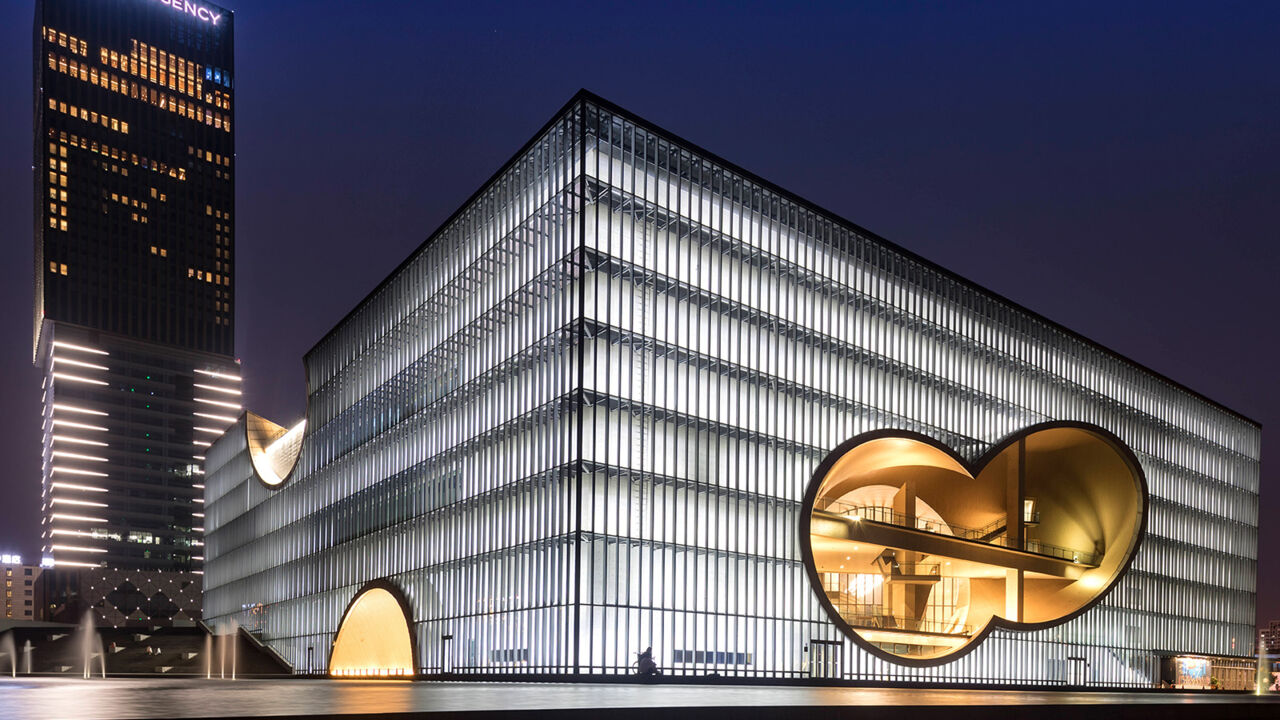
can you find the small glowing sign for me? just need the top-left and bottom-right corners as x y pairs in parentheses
(154, 0), (224, 26)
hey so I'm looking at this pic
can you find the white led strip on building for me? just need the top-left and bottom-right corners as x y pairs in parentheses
(52, 403), (108, 416)
(50, 482), (107, 493)
(51, 341), (108, 356)
(189, 367), (242, 573)
(49, 498), (107, 508)
(43, 343), (112, 568)
(52, 419), (109, 431)
(50, 451), (108, 462)
(194, 383), (241, 396)
(51, 372), (108, 386)
(51, 467), (108, 477)
(53, 559), (105, 568)
(195, 369), (240, 382)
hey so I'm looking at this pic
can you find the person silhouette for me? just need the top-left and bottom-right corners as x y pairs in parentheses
(635, 647), (659, 676)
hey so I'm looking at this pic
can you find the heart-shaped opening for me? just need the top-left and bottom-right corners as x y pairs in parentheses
(801, 423), (1146, 665)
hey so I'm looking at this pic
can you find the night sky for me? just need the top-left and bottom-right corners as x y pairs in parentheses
(1, 1), (1276, 631)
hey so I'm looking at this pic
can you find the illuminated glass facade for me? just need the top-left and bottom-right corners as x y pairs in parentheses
(204, 93), (1259, 686)
(34, 0), (237, 571)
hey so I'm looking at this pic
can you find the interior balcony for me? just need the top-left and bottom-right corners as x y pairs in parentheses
(814, 502), (1098, 577)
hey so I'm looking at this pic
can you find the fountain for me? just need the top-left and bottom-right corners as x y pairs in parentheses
(0, 631), (15, 677)
(215, 617), (239, 680)
(23, 640), (33, 675)
(205, 631), (213, 679)
(76, 610), (106, 679)
(231, 617), (237, 680)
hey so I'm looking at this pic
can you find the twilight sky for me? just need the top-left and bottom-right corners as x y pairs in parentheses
(0, 1), (1276, 628)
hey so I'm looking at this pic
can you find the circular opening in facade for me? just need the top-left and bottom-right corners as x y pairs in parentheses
(801, 424), (1146, 665)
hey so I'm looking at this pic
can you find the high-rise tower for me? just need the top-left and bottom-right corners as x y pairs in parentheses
(34, 0), (238, 571)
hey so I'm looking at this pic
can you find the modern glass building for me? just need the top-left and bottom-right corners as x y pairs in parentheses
(204, 91), (1260, 687)
(34, 0), (238, 572)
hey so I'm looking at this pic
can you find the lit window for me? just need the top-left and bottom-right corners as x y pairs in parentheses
(60, 264), (67, 275)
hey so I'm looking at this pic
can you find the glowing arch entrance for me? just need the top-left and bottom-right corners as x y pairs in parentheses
(329, 580), (415, 678)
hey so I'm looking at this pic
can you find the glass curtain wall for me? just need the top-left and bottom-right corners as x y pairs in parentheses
(205, 107), (584, 672)
(574, 100), (1257, 684)
(204, 95), (1259, 685)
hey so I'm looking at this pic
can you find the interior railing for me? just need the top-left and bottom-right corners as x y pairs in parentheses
(820, 500), (1097, 566)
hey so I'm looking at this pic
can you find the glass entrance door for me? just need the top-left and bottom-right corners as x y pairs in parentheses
(809, 640), (841, 679)
(1067, 656), (1088, 686)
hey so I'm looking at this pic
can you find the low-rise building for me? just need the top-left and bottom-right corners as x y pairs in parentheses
(36, 567), (201, 626)
(1, 555), (42, 621)
(1259, 620), (1280, 656)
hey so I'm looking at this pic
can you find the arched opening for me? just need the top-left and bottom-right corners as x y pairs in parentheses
(329, 580), (416, 678)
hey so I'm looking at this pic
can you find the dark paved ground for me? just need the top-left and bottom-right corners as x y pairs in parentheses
(0, 677), (1277, 720)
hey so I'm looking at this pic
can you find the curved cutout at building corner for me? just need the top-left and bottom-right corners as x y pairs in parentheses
(245, 411), (305, 487)
(329, 579), (416, 678)
(801, 422), (1147, 666)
